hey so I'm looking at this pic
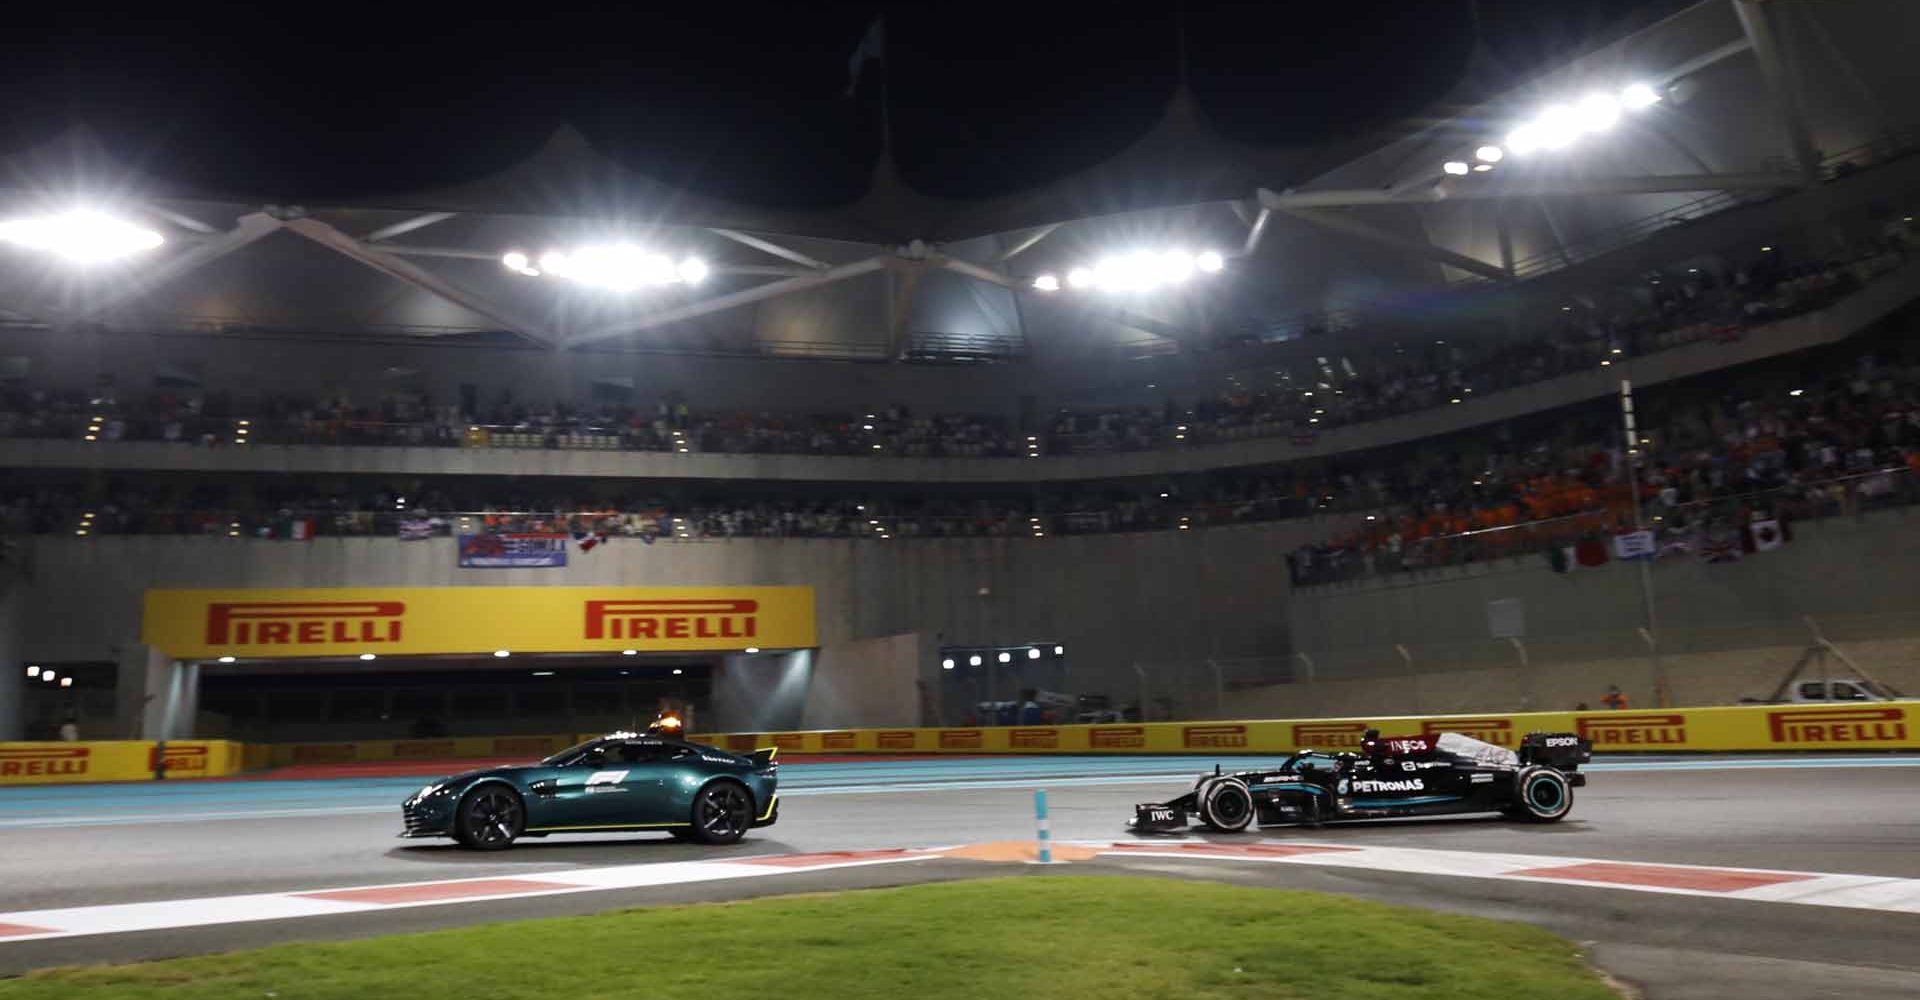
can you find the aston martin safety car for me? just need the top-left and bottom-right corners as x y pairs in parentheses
(402, 727), (778, 850)
(1130, 729), (1591, 833)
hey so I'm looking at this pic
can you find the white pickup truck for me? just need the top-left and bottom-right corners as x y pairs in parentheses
(1754, 679), (1905, 703)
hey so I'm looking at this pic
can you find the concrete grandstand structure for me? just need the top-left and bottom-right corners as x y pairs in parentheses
(6, 0), (1920, 743)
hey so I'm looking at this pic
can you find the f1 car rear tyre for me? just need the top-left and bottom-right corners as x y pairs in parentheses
(454, 786), (524, 850)
(1508, 766), (1573, 823)
(690, 780), (755, 844)
(1197, 777), (1255, 832)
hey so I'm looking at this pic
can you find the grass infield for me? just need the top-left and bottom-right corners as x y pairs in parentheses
(0, 876), (1618, 999)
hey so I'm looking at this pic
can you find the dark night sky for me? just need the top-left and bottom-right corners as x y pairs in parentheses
(0, 1), (1659, 207)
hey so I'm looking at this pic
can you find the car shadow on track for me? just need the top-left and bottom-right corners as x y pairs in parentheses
(386, 835), (810, 867)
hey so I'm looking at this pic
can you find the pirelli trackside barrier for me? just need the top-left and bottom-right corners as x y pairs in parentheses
(689, 703), (1920, 756)
(0, 740), (251, 786)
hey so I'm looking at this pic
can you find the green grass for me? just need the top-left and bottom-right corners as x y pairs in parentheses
(1, 876), (1618, 1000)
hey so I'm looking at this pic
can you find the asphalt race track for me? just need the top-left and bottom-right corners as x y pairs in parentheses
(3, 754), (1919, 999)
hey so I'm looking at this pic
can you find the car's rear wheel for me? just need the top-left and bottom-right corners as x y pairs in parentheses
(1197, 777), (1255, 832)
(454, 786), (524, 850)
(690, 781), (754, 844)
(1508, 766), (1573, 823)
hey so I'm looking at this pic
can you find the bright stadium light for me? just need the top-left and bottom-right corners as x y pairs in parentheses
(1054, 645), (1065, 656)
(493, 649), (510, 658)
(942, 658), (955, 670)
(1066, 267), (1095, 288)
(359, 653), (377, 661)
(1575, 92), (1621, 133)
(1620, 82), (1661, 109)
(677, 257), (710, 284)
(217, 656), (236, 663)
(969, 654), (983, 666)
(1032, 273), (1060, 292)
(1475, 145), (1503, 163)
(501, 251), (530, 271)
(1027, 648), (1041, 660)
(1194, 250), (1224, 274)
(1536, 105), (1581, 149)
(0, 210), (164, 264)
(25, 665), (38, 678)
(510, 245), (706, 291)
(998, 651), (1012, 663)
(744, 647), (760, 654)
(1505, 123), (1542, 156)
(623, 649), (638, 656)
(60, 677), (72, 688)
(1442, 161), (1470, 176)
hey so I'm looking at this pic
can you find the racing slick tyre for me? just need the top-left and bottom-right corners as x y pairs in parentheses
(1196, 777), (1256, 833)
(1508, 766), (1574, 823)
(454, 785), (525, 851)
(690, 780), (755, 845)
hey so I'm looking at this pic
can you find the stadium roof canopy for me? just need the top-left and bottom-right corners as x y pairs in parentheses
(1, 0), (1914, 362)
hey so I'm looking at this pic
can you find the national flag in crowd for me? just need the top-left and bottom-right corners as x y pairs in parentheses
(398, 518), (435, 541)
(1613, 529), (1656, 561)
(572, 530), (608, 553)
(1548, 538), (1610, 574)
(289, 518), (315, 541)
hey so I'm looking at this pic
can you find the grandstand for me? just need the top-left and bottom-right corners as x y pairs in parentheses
(6, 0), (1920, 744)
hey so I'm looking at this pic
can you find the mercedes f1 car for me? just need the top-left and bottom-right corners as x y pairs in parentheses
(402, 730), (778, 850)
(1130, 730), (1591, 833)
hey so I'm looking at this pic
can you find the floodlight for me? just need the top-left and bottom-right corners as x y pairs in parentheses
(1475, 145), (1503, 163)
(25, 666), (38, 678)
(1028, 648), (1041, 660)
(0, 210), (163, 263)
(1442, 161), (1470, 176)
(969, 654), (983, 666)
(1536, 105), (1580, 149)
(60, 677), (73, 688)
(1054, 645), (1064, 656)
(1505, 124), (1542, 156)
(1575, 93), (1620, 133)
(1620, 82), (1660, 109)
(1032, 274), (1060, 292)
(1194, 250), (1224, 274)
(677, 257), (710, 284)
(501, 251), (530, 271)
(1066, 267), (1094, 288)
(942, 658), (955, 670)
(1159, 251), (1195, 283)
(1472, 163), (1493, 172)
(998, 651), (1012, 663)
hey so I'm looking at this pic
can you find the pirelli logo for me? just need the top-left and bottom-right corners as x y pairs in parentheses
(584, 600), (758, 642)
(290, 744), (357, 765)
(492, 737), (558, 757)
(770, 733), (806, 751)
(1089, 727), (1146, 749)
(0, 747), (89, 778)
(1184, 725), (1248, 749)
(877, 731), (917, 750)
(821, 732), (858, 751)
(1010, 729), (1059, 750)
(148, 745), (208, 774)
(1424, 718), (1513, 747)
(1291, 722), (1369, 749)
(205, 602), (405, 647)
(1768, 707), (1908, 744)
(1578, 713), (1687, 747)
(939, 730), (983, 750)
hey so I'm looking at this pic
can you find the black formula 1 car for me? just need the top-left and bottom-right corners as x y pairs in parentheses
(1130, 730), (1592, 833)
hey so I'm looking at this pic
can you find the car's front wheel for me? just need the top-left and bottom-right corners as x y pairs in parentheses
(1196, 777), (1255, 832)
(690, 781), (754, 845)
(454, 786), (524, 850)
(1508, 766), (1573, 823)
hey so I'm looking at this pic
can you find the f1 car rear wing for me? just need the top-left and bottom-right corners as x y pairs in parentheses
(1518, 732), (1592, 772)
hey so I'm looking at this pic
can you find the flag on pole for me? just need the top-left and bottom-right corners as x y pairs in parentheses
(845, 17), (884, 97)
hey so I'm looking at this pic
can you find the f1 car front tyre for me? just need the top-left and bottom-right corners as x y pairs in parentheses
(1508, 766), (1573, 823)
(454, 786), (525, 850)
(1196, 777), (1255, 832)
(690, 780), (755, 844)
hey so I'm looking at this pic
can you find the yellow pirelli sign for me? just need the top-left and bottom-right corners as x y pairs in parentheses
(143, 586), (816, 659)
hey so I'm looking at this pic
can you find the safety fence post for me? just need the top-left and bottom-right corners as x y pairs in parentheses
(1034, 789), (1052, 864)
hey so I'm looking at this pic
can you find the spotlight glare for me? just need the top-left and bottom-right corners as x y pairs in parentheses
(26, 666), (38, 678)
(997, 651), (1012, 663)
(1472, 163), (1493, 172)
(969, 654), (983, 666)
(1475, 145), (1504, 163)
(1620, 82), (1661, 109)
(1066, 266), (1095, 288)
(1195, 249), (1225, 274)
(359, 653), (377, 661)
(501, 251), (530, 271)
(942, 658), (955, 670)
(1028, 648), (1041, 660)
(493, 649), (510, 658)
(60, 677), (72, 688)
(217, 656), (236, 663)
(1575, 92), (1621, 133)
(1505, 123), (1542, 156)
(0, 210), (164, 263)
(677, 256), (709, 284)
(1032, 273), (1060, 292)
(1442, 161), (1470, 176)
(1536, 105), (1581, 149)
(1054, 645), (1064, 655)
(744, 647), (760, 654)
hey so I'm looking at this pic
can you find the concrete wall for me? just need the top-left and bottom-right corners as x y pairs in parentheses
(802, 632), (927, 730)
(1282, 505), (1920, 713)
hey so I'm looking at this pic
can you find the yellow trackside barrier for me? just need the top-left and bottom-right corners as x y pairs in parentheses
(689, 703), (1920, 756)
(0, 740), (252, 786)
(265, 733), (577, 768)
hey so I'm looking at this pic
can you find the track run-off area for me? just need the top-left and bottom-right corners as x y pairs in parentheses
(3, 753), (1919, 997)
